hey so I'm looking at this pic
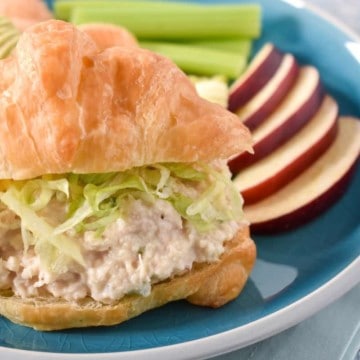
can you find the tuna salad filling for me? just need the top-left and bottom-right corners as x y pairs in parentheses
(0, 162), (246, 303)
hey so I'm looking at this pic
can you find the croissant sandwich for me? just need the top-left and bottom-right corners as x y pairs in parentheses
(0, 20), (256, 330)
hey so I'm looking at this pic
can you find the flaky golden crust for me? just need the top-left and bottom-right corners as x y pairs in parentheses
(0, 20), (252, 180)
(0, 226), (255, 331)
(78, 23), (139, 51)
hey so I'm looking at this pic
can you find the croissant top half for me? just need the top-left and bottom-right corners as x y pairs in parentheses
(0, 20), (252, 180)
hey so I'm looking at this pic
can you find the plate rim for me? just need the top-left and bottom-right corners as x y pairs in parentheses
(1, 1), (360, 359)
(1, 258), (359, 360)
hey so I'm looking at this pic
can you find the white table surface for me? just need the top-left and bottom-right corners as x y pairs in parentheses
(308, 0), (360, 34)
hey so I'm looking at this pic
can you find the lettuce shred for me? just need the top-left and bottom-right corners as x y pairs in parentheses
(0, 163), (244, 272)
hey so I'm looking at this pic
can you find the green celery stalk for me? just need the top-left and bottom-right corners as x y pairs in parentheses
(188, 39), (252, 57)
(0, 15), (20, 59)
(140, 41), (247, 78)
(54, 0), (194, 21)
(0, 33), (19, 58)
(70, 4), (261, 40)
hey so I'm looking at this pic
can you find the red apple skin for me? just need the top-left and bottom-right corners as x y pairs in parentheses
(248, 162), (359, 234)
(229, 83), (325, 173)
(228, 45), (283, 112)
(242, 118), (339, 204)
(243, 59), (300, 131)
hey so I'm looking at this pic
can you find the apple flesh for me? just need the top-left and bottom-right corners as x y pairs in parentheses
(229, 66), (324, 173)
(228, 43), (283, 112)
(234, 96), (339, 204)
(243, 117), (360, 233)
(236, 54), (300, 131)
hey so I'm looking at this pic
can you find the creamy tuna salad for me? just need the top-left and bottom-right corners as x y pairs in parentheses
(0, 162), (246, 303)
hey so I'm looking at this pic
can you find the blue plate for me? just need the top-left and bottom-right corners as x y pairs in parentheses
(1, 1), (360, 359)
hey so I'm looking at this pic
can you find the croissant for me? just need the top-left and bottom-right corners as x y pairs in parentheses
(0, 20), (255, 330)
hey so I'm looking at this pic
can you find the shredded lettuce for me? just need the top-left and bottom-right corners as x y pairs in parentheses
(18, 178), (69, 211)
(0, 162), (243, 273)
(0, 189), (85, 272)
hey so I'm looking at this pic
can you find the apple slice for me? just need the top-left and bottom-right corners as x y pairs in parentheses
(234, 96), (339, 204)
(229, 66), (324, 173)
(236, 54), (299, 131)
(243, 117), (360, 233)
(228, 43), (283, 112)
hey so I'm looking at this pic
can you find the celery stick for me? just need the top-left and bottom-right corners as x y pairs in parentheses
(54, 0), (192, 21)
(0, 34), (19, 58)
(0, 17), (13, 27)
(71, 5), (261, 40)
(189, 39), (252, 56)
(140, 41), (247, 78)
(0, 29), (18, 45)
(0, 15), (20, 59)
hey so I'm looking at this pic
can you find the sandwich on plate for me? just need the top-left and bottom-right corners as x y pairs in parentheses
(0, 20), (256, 330)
